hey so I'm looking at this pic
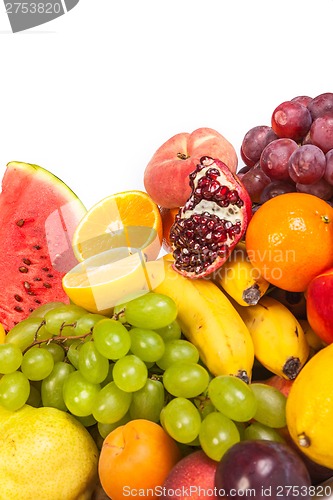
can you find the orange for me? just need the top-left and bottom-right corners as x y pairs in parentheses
(245, 193), (333, 292)
(98, 419), (182, 500)
(159, 206), (179, 252)
(72, 191), (163, 262)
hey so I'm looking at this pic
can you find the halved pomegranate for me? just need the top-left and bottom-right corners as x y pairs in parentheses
(170, 156), (252, 279)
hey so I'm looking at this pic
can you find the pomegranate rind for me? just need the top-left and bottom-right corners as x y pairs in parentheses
(170, 157), (252, 279)
(0, 161), (86, 332)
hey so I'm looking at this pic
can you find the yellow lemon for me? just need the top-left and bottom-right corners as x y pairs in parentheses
(72, 190), (163, 262)
(286, 342), (333, 468)
(62, 248), (158, 315)
(0, 405), (98, 500)
(0, 323), (5, 343)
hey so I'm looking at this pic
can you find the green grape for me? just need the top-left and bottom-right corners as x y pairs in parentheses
(26, 383), (41, 408)
(194, 395), (216, 419)
(44, 304), (88, 336)
(123, 292), (178, 330)
(112, 355), (148, 392)
(155, 320), (182, 342)
(113, 290), (149, 323)
(250, 383), (287, 428)
(98, 412), (131, 439)
(0, 343), (23, 374)
(208, 375), (257, 422)
(21, 347), (54, 381)
(243, 422), (286, 443)
(129, 328), (165, 362)
(5, 318), (50, 351)
(62, 370), (100, 417)
(75, 414), (97, 428)
(29, 301), (66, 318)
(100, 362), (114, 387)
(93, 381), (132, 424)
(74, 313), (107, 336)
(66, 339), (83, 369)
(43, 342), (65, 363)
(199, 411), (240, 461)
(78, 341), (109, 384)
(0, 371), (30, 411)
(163, 362), (209, 399)
(93, 319), (131, 360)
(156, 339), (199, 370)
(160, 397), (201, 444)
(129, 378), (165, 422)
(41, 361), (75, 411)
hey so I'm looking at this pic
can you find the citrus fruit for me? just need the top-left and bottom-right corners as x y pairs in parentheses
(98, 419), (182, 500)
(159, 206), (179, 252)
(62, 248), (153, 315)
(0, 404), (98, 500)
(72, 190), (163, 262)
(286, 342), (333, 468)
(0, 324), (5, 343)
(245, 192), (333, 292)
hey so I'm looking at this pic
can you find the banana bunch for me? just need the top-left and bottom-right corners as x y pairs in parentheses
(213, 242), (270, 306)
(147, 255), (254, 382)
(232, 295), (310, 380)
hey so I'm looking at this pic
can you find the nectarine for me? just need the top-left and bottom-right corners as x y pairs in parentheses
(144, 128), (238, 208)
(98, 419), (182, 500)
(306, 267), (333, 344)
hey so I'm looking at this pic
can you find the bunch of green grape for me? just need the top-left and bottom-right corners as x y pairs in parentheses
(0, 291), (288, 461)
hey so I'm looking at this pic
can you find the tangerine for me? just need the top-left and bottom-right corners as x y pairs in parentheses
(245, 193), (333, 292)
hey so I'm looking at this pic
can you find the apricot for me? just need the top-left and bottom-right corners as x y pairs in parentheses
(98, 419), (182, 500)
(306, 267), (333, 344)
(144, 128), (238, 208)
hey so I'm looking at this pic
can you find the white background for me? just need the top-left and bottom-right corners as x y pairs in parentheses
(0, 0), (333, 210)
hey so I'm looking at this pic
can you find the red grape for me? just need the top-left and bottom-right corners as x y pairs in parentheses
(288, 144), (326, 184)
(215, 440), (312, 500)
(307, 92), (333, 119)
(324, 149), (333, 185)
(240, 163), (271, 203)
(310, 115), (333, 153)
(241, 126), (278, 167)
(296, 177), (333, 200)
(260, 138), (298, 181)
(260, 180), (296, 203)
(271, 100), (312, 141)
(291, 95), (313, 107)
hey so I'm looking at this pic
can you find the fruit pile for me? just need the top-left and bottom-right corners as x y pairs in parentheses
(239, 92), (333, 205)
(1, 108), (333, 500)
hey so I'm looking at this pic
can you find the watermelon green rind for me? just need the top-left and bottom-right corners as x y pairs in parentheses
(0, 161), (87, 332)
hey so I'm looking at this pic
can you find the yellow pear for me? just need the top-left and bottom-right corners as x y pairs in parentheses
(0, 405), (99, 500)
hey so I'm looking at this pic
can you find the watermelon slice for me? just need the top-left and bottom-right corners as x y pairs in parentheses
(0, 161), (87, 332)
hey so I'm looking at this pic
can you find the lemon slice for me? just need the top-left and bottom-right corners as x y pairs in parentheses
(63, 248), (155, 315)
(72, 191), (163, 262)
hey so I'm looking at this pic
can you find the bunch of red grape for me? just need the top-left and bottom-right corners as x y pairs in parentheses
(238, 92), (333, 205)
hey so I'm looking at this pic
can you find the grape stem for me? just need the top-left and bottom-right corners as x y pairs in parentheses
(22, 321), (92, 354)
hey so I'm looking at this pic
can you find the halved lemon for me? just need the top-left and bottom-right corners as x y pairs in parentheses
(62, 248), (166, 315)
(72, 191), (163, 262)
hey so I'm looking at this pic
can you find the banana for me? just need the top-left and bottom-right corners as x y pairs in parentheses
(232, 295), (310, 380)
(213, 242), (270, 306)
(146, 255), (254, 382)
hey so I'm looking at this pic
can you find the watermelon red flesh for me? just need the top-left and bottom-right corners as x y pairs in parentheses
(0, 161), (87, 332)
